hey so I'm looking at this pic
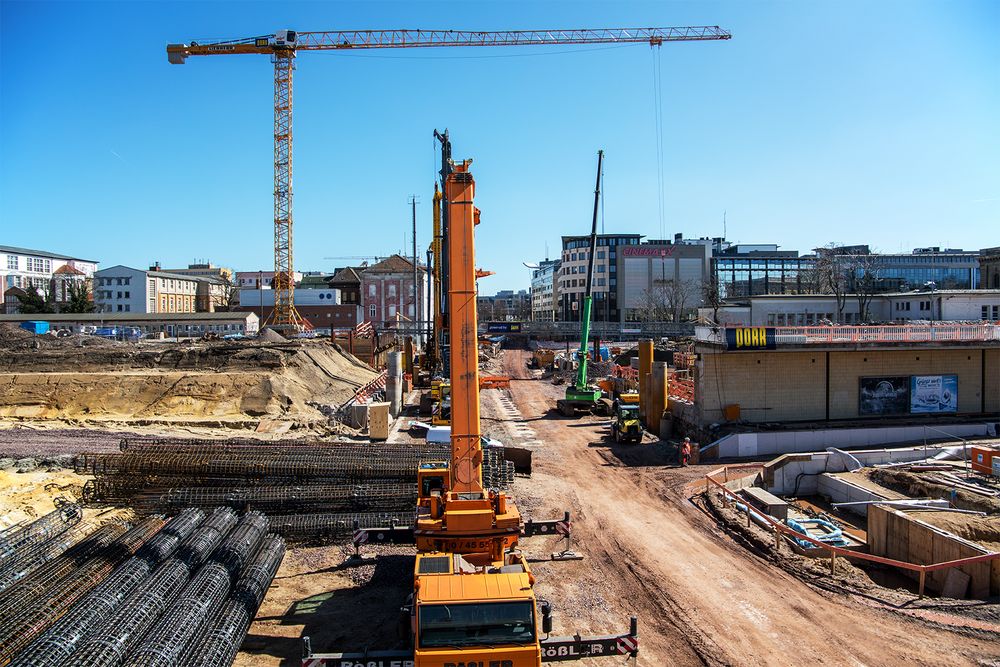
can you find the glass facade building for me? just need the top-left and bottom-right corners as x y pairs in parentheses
(712, 247), (814, 299)
(558, 234), (640, 322)
(847, 251), (981, 291)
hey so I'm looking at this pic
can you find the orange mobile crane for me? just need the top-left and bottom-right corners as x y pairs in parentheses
(166, 26), (731, 330)
(302, 143), (638, 667)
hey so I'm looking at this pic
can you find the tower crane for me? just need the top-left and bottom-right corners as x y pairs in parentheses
(166, 26), (732, 330)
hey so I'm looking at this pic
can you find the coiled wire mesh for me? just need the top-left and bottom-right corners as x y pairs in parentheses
(176, 508), (238, 569)
(122, 561), (232, 667)
(12, 509), (207, 667)
(211, 511), (268, 580)
(0, 517), (165, 665)
(67, 558), (192, 667)
(0, 501), (82, 593)
(185, 535), (286, 667)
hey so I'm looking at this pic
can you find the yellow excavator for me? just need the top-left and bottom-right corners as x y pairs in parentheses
(302, 140), (638, 667)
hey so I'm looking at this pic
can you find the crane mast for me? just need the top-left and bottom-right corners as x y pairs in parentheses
(166, 26), (731, 330)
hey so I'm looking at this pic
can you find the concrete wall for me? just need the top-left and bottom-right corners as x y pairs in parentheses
(708, 424), (995, 459)
(828, 349), (985, 418)
(697, 350), (827, 423)
(815, 474), (889, 517)
(868, 505), (996, 599)
(697, 346), (1000, 426)
(763, 445), (957, 496)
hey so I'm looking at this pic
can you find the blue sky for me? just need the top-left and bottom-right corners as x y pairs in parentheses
(1, 0), (997, 289)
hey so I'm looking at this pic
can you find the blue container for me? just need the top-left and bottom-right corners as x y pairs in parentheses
(20, 321), (50, 335)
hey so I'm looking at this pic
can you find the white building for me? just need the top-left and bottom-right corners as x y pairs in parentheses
(701, 290), (1000, 326)
(529, 259), (560, 321)
(235, 270), (303, 289)
(238, 287), (341, 307)
(1, 245), (98, 292)
(94, 265), (202, 314)
(0, 312), (259, 337)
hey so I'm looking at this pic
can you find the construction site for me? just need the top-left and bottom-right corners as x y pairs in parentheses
(2, 15), (999, 667)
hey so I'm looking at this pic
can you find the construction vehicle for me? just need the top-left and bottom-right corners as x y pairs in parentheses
(611, 396), (643, 444)
(303, 144), (638, 667)
(556, 151), (612, 418)
(166, 27), (730, 331)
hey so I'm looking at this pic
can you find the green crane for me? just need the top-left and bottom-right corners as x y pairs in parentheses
(557, 150), (611, 417)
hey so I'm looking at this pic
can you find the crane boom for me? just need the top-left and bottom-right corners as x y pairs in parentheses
(167, 26), (731, 60)
(166, 25), (731, 330)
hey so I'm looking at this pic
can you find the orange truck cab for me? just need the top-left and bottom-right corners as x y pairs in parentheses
(410, 551), (545, 667)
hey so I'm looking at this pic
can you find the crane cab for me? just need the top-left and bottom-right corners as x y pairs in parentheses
(275, 30), (297, 46)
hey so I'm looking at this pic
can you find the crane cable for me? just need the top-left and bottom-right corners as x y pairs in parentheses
(651, 45), (666, 241)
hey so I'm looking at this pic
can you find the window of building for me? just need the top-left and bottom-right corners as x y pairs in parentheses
(597, 265), (605, 273)
(388, 304), (396, 317)
(596, 278), (606, 286)
(597, 251), (605, 259)
(369, 304), (376, 318)
(983, 306), (989, 320)
(124, 305), (130, 312)
(6, 256), (16, 270)
(388, 284), (397, 298)
(369, 284), (376, 296)
(993, 305), (999, 320)
(117, 304), (123, 312)
(920, 300), (930, 311)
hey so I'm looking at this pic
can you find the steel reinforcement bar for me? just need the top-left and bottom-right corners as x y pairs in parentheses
(185, 534), (286, 667)
(11, 509), (206, 667)
(0, 501), (83, 588)
(270, 511), (415, 541)
(0, 517), (165, 666)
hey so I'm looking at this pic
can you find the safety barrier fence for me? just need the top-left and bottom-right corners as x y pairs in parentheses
(610, 364), (694, 403)
(703, 465), (1000, 596)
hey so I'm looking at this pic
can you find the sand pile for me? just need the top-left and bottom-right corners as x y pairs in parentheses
(0, 326), (377, 427)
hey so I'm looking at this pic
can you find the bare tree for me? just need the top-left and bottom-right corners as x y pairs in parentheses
(812, 243), (851, 323)
(664, 278), (700, 322)
(849, 251), (885, 323)
(701, 273), (724, 324)
(637, 285), (669, 322)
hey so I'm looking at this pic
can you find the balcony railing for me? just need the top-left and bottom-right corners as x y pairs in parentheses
(696, 324), (1000, 345)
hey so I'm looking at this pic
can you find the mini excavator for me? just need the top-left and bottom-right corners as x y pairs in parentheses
(302, 140), (638, 667)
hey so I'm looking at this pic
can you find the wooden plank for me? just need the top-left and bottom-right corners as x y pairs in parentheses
(941, 568), (970, 599)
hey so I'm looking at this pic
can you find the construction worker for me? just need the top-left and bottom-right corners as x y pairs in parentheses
(680, 437), (692, 467)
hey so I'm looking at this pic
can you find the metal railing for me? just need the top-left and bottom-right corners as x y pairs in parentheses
(704, 466), (1000, 596)
(697, 324), (1000, 345)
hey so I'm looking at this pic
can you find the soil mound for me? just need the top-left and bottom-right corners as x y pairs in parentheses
(0, 329), (376, 427)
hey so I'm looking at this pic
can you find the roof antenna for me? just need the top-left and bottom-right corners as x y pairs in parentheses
(723, 210), (727, 240)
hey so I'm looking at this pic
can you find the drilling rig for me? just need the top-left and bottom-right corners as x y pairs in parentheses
(302, 141), (638, 667)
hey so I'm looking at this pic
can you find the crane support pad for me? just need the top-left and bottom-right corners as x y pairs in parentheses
(353, 525), (415, 546)
(300, 627), (639, 666)
(541, 629), (638, 661)
(522, 517), (571, 537)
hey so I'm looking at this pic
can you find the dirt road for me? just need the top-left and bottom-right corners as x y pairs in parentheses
(501, 349), (999, 667)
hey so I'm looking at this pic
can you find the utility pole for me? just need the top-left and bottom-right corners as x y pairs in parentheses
(409, 195), (420, 335)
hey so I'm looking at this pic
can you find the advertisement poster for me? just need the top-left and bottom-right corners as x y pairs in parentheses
(859, 376), (910, 415)
(486, 321), (522, 333)
(910, 375), (958, 413)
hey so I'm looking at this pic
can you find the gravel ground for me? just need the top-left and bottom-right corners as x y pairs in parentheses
(0, 426), (128, 459)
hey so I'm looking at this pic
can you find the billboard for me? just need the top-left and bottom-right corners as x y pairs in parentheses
(725, 327), (776, 351)
(486, 321), (523, 333)
(910, 375), (958, 413)
(859, 376), (910, 415)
